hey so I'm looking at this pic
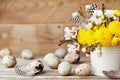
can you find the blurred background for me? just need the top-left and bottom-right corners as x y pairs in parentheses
(0, 0), (120, 57)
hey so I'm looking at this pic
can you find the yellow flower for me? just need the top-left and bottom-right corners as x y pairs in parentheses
(77, 28), (96, 45)
(77, 28), (87, 45)
(86, 30), (96, 45)
(112, 37), (120, 45)
(108, 21), (120, 36)
(77, 18), (120, 46)
(95, 26), (112, 46)
(114, 9), (120, 16)
(93, 25), (99, 31)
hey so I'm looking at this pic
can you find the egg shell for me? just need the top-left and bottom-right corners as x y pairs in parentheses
(64, 53), (78, 63)
(75, 63), (91, 76)
(21, 49), (33, 59)
(55, 48), (66, 58)
(47, 57), (60, 69)
(2, 55), (16, 68)
(0, 48), (12, 58)
(26, 60), (44, 73)
(58, 61), (72, 76)
(44, 53), (56, 62)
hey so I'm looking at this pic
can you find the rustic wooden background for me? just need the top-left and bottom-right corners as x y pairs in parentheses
(0, 0), (120, 57)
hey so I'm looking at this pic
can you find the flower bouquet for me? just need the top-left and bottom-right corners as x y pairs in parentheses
(59, 3), (120, 77)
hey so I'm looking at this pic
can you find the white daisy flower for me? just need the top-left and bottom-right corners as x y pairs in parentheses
(64, 27), (78, 40)
(64, 27), (72, 40)
(71, 27), (78, 38)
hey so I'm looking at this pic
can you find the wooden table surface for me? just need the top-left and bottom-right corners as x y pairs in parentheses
(0, 56), (112, 80)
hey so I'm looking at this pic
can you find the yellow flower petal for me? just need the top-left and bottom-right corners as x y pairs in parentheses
(114, 9), (120, 16)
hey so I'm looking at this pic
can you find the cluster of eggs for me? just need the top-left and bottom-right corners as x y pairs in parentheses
(0, 48), (16, 68)
(0, 47), (91, 76)
(0, 48), (34, 68)
(0, 48), (44, 75)
(44, 48), (92, 76)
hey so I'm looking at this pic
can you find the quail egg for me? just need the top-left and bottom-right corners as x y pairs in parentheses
(64, 53), (78, 63)
(47, 57), (60, 69)
(55, 48), (66, 58)
(58, 61), (72, 76)
(44, 53), (56, 62)
(21, 49), (33, 59)
(26, 60), (44, 74)
(0, 48), (12, 58)
(44, 53), (61, 69)
(75, 63), (91, 76)
(2, 55), (16, 68)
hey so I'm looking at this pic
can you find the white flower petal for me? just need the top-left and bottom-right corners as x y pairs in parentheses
(72, 11), (80, 18)
(85, 5), (91, 11)
(95, 18), (102, 25)
(81, 47), (87, 52)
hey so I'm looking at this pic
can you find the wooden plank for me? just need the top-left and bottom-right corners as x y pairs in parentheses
(0, 24), (79, 56)
(0, 57), (109, 80)
(0, 0), (120, 23)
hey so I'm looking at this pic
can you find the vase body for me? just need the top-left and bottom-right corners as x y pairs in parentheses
(90, 46), (120, 76)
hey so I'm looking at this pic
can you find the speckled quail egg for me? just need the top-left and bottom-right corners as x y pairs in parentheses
(21, 49), (33, 59)
(75, 63), (91, 76)
(44, 53), (61, 69)
(0, 48), (12, 58)
(58, 61), (72, 76)
(64, 53), (78, 63)
(44, 53), (56, 62)
(2, 55), (16, 68)
(26, 60), (44, 74)
(47, 57), (61, 69)
(55, 48), (67, 58)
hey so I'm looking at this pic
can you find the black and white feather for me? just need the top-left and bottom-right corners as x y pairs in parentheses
(69, 16), (83, 23)
(15, 60), (44, 76)
(15, 66), (37, 76)
(87, 3), (98, 15)
(103, 71), (120, 79)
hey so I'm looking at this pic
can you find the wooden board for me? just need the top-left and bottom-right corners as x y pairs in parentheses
(0, 0), (120, 24)
(0, 24), (69, 57)
(0, 0), (120, 56)
(0, 56), (110, 80)
(0, 24), (84, 57)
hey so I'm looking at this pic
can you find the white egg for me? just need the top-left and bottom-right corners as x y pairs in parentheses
(64, 53), (78, 63)
(44, 53), (56, 62)
(0, 48), (12, 58)
(75, 63), (91, 76)
(44, 53), (61, 69)
(26, 60), (44, 73)
(21, 49), (33, 59)
(55, 48), (66, 58)
(47, 57), (60, 69)
(2, 55), (16, 68)
(58, 61), (72, 76)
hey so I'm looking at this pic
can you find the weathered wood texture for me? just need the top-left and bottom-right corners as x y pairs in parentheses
(0, 0), (120, 56)
(0, 24), (74, 57)
(0, 0), (120, 23)
(0, 57), (110, 80)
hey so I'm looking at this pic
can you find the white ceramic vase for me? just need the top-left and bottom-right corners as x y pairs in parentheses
(90, 46), (120, 76)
